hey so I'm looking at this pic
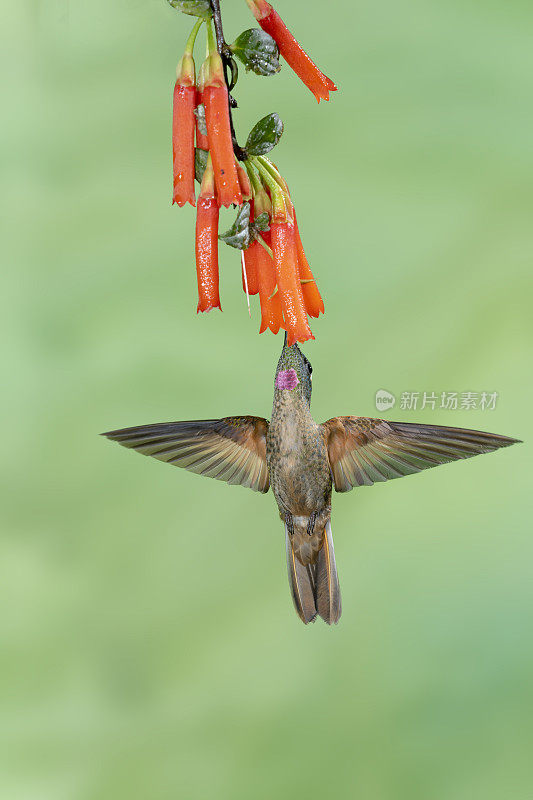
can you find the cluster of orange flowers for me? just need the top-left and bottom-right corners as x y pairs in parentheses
(171, 0), (336, 345)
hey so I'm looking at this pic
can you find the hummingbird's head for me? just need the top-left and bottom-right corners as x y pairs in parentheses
(275, 333), (313, 404)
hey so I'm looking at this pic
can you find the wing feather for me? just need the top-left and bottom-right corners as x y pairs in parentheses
(322, 416), (520, 493)
(103, 416), (270, 493)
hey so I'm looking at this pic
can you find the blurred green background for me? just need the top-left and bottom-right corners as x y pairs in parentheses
(2, 0), (532, 797)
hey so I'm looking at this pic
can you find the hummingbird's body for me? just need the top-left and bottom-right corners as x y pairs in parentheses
(103, 337), (519, 625)
(266, 343), (338, 621)
(268, 374), (332, 556)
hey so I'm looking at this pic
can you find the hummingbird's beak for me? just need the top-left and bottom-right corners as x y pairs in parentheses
(283, 331), (288, 348)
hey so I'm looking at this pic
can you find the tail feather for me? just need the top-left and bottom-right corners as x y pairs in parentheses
(315, 521), (342, 624)
(285, 526), (317, 624)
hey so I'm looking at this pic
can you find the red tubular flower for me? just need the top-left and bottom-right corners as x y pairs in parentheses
(256, 230), (285, 334)
(294, 214), (324, 318)
(246, 0), (337, 103)
(195, 157), (221, 313)
(236, 162), (252, 201)
(271, 220), (313, 346)
(201, 53), (242, 208)
(172, 54), (196, 207)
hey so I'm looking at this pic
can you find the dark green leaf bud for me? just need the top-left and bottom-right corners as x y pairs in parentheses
(218, 203), (252, 250)
(194, 104), (208, 137)
(252, 212), (270, 233)
(230, 29), (281, 77)
(194, 148), (209, 184)
(167, 0), (212, 19)
(245, 113), (284, 156)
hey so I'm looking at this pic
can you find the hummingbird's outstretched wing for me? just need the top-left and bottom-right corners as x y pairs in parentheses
(321, 417), (520, 493)
(103, 417), (270, 492)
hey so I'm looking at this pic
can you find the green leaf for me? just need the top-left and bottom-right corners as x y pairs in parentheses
(194, 104), (207, 136)
(218, 203), (252, 250)
(245, 113), (284, 156)
(252, 212), (270, 233)
(167, 0), (212, 19)
(194, 148), (209, 184)
(230, 29), (281, 77)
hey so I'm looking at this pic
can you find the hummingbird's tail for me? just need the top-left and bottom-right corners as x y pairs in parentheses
(315, 521), (342, 624)
(286, 525), (317, 623)
(285, 520), (341, 625)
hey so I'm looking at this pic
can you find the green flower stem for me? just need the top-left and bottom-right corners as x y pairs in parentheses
(251, 156), (287, 220)
(254, 231), (274, 259)
(256, 155), (292, 213)
(244, 161), (263, 196)
(244, 161), (272, 217)
(256, 156), (289, 195)
(184, 17), (204, 56)
(206, 18), (217, 55)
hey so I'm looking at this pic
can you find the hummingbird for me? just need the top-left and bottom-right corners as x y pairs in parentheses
(103, 335), (520, 625)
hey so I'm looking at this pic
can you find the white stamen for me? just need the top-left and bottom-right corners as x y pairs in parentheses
(241, 250), (251, 318)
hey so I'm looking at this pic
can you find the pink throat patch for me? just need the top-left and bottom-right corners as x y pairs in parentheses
(276, 368), (299, 390)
